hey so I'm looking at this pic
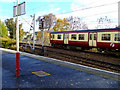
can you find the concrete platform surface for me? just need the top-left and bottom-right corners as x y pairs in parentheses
(0, 48), (120, 89)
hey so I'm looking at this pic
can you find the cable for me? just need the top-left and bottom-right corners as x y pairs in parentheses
(81, 10), (117, 18)
(55, 2), (118, 15)
(71, 0), (100, 10)
(20, 1), (118, 32)
(27, 1), (99, 14)
(25, 1), (118, 21)
(20, 16), (34, 28)
(27, 2), (71, 13)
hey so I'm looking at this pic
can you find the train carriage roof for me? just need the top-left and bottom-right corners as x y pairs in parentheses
(50, 28), (120, 34)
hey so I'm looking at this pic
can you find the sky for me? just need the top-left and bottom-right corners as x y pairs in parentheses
(0, 0), (120, 32)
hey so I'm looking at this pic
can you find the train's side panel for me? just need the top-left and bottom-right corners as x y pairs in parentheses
(68, 32), (89, 47)
(97, 31), (120, 50)
(97, 42), (120, 50)
(69, 41), (88, 47)
(50, 33), (64, 45)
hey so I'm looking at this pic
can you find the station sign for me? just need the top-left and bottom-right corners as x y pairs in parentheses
(13, 1), (26, 17)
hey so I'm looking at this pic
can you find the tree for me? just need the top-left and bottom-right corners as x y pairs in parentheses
(53, 18), (69, 31)
(96, 16), (112, 29)
(5, 18), (25, 41)
(37, 13), (56, 31)
(0, 20), (7, 37)
(19, 23), (25, 41)
(5, 18), (16, 38)
(67, 16), (88, 30)
(36, 31), (50, 45)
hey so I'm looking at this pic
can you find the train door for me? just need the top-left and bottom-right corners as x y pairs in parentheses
(64, 34), (69, 44)
(89, 33), (97, 47)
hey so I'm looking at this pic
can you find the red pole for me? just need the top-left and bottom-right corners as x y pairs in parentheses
(16, 52), (20, 77)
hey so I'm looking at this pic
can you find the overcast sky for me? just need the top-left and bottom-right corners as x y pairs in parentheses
(0, 0), (119, 32)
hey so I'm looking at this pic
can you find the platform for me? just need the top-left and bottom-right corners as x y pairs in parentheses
(0, 48), (120, 89)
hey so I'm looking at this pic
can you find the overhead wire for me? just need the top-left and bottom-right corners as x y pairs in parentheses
(81, 10), (117, 18)
(20, 1), (118, 31)
(55, 2), (118, 15)
(26, 1), (100, 14)
(70, 0), (101, 11)
(20, 15), (33, 29)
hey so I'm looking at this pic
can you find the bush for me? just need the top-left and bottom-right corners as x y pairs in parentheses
(1, 37), (16, 49)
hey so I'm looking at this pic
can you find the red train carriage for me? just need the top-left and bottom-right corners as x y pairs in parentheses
(50, 28), (120, 51)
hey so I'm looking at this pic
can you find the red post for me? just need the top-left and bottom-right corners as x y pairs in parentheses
(16, 52), (20, 77)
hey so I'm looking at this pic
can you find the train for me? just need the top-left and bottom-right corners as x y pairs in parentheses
(50, 28), (120, 52)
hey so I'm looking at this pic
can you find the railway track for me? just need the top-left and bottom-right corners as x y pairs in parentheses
(45, 46), (120, 73)
(20, 43), (120, 73)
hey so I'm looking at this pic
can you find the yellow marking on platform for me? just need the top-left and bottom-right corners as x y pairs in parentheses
(32, 71), (50, 77)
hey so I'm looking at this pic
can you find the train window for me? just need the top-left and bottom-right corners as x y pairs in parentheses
(79, 34), (84, 40)
(53, 35), (55, 39)
(90, 34), (92, 40)
(51, 34), (54, 39)
(64, 34), (69, 39)
(57, 35), (61, 39)
(94, 34), (96, 40)
(114, 33), (120, 41)
(50, 34), (52, 39)
(102, 34), (111, 41)
(71, 34), (76, 40)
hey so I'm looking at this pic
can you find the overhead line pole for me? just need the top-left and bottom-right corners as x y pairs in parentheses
(42, 18), (45, 55)
(33, 14), (35, 51)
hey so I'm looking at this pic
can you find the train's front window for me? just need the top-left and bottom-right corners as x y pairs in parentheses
(51, 34), (54, 39)
(51, 34), (53, 39)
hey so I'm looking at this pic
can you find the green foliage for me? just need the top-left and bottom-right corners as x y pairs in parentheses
(5, 18), (15, 38)
(5, 18), (25, 41)
(0, 37), (16, 48)
(0, 20), (8, 37)
(19, 23), (25, 41)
